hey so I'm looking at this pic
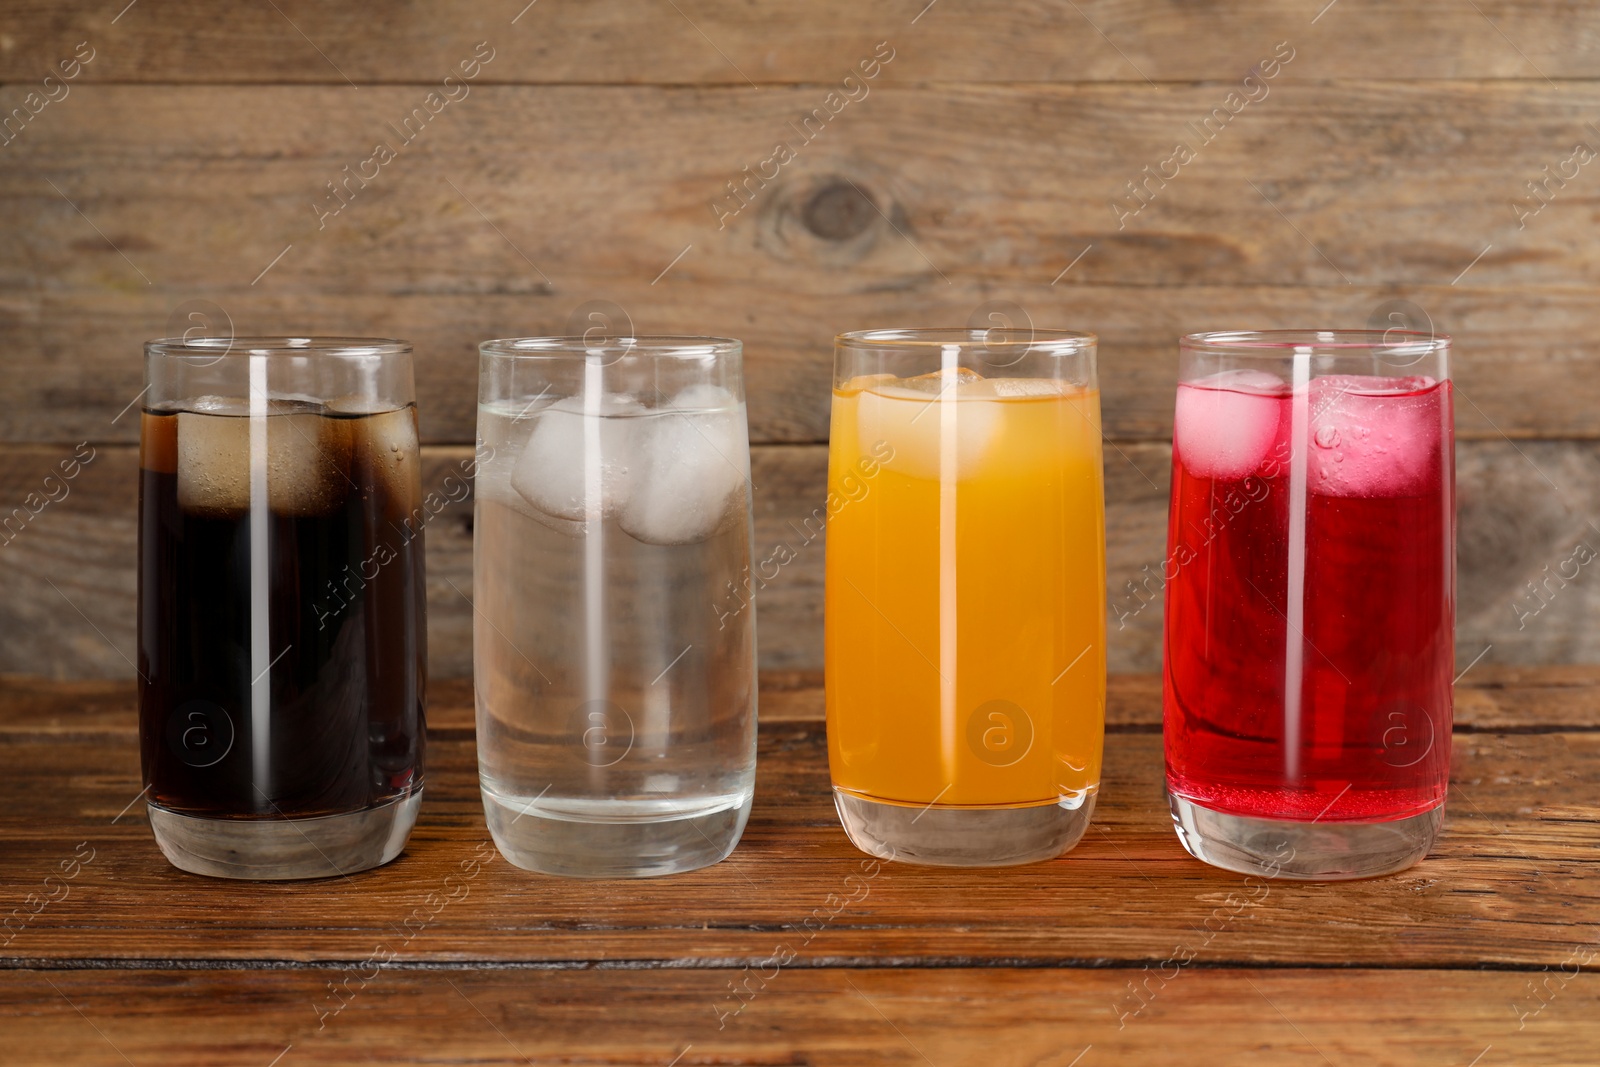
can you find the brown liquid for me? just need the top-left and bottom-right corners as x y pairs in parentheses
(137, 404), (426, 818)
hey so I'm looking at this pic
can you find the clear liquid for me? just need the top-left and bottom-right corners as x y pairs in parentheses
(473, 399), (757, 876)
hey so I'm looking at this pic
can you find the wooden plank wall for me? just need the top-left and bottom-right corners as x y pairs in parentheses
(2, 1), (1598, 679)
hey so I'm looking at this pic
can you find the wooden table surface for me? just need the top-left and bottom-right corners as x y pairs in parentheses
(3, 668), (1597, 1065)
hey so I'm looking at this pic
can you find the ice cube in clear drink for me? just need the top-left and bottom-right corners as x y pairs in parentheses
(509, 394), (643, 524)
(620, 384), (748, 546)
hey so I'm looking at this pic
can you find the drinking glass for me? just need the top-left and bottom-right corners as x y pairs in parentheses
(825, 328), (1106, 866)
(474, 336), (757, 877)
(139, 336), (426, 879)
(1163, 330), (1455, 879)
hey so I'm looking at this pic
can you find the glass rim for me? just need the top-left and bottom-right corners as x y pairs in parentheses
(479, 335), (741, 360)
(1181, 329), (1450, 357)
(836, 327), (1096, 351)
(144, 336), (411, 359)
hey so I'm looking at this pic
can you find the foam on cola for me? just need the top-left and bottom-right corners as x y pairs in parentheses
(138, 397), (426, 820)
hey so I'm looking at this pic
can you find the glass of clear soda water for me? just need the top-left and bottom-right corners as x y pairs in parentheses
(474, 336), (757, 877)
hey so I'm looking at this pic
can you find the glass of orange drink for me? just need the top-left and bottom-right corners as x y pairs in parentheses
(825, 328), (1106, 866)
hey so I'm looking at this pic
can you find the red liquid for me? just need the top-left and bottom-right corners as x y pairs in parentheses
(1162, 376), (1454, 822)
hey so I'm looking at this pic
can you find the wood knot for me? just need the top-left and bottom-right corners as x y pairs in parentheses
(800, 181), (876, 242)
(756, 172), (895, 268)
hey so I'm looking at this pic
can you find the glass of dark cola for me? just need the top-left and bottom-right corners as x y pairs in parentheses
(138, 337), (427, 879)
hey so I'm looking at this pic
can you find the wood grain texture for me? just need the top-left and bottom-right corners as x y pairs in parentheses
(3, 664), (1596, 734)
(11, 287), (1594, 448)
(1, 679), (1596, 969)
(5, 968), (1596, 1066)
(5, 663), (1595, 737)
(3, 1), (1599, 83)
(2, 438), (1596, 678)
(4, 84), (1600, 443)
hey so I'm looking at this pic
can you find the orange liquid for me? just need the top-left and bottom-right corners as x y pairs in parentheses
(825, 372), (1107, 808)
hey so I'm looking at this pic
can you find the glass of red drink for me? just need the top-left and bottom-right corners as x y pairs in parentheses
(1162, 330), (1454, 879)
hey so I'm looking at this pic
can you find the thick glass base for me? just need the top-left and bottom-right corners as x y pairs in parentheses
(482, 789), (752, 878)
(147, 791), (422, 881)
(1169, 794), (1443, 880)
(833, 789), (1096, 867)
